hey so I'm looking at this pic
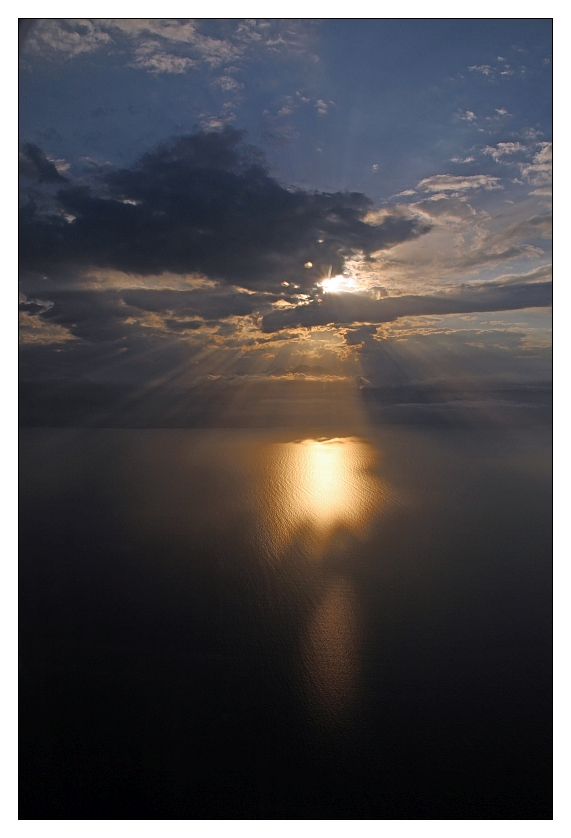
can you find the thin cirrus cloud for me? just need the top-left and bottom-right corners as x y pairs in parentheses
(416, 174), (503, 193)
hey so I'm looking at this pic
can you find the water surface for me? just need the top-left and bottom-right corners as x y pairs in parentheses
(19, 426), (552, 818)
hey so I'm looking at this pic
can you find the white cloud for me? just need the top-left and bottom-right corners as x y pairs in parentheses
(19, 311), (78, 345)
(211, 76), (244, 92)
(199, 115), (236, 131)
(25, 19), (112, 58)
(129, 40), (196, 74)
(106, 19), (205, 43)
(417, 174), (502, 193)
(459, 110), (477, 122)
(520, 143), (552, 186)
(359, 182), (551, 291)
(467, 58), (523, 82)
(266, 92), (335, 127)
(468, 65), (493, 76)
(51, 158), (71, 174)
(522, 127), (545, 142)
(413, 196), (477, 221)
(108, 19), (241, 68)
(498, 214), (552, 242)
(24, 18), (315, 76)
(483, 142), (527, 161)
(477, 264), (552, 287)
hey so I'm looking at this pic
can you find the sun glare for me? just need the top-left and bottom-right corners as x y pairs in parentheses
(320, 275), (357, 293)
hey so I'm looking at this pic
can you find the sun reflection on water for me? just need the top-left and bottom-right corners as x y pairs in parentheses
(259, 436), (393, 551)
(253, 435), (395, 723)
(295, 438), (360, 526)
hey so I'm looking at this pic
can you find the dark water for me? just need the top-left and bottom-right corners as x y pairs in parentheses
(19, 426), (552, 819)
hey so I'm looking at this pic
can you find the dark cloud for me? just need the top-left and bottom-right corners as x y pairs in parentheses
(121, 288), (268, 320)
(38, 290), (140, 342)
(344, 326), (377, 345)
(262, 280), (552, 332)
(163, 319), (204, 331)
(19, 301), (47, 315)
(19, 142), (68, 184)
(19, 129), (431, 291)
(28, 285), (272, 344)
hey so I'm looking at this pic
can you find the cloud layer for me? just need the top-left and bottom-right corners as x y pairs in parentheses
(262, 279), (552, 332)
(20, 129), (432, 293)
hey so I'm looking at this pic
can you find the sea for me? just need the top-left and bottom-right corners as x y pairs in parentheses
(19, 425), (552, 819)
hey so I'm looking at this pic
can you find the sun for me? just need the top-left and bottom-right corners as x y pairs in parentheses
(320, 275), (357, 293)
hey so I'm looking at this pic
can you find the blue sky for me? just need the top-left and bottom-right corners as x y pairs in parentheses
(19, 18), (552, 427)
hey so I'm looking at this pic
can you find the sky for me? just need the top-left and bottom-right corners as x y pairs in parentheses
(19, 18), (552, 428)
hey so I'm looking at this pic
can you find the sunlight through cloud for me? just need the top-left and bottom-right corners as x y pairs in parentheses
(320, 275), (357, 293)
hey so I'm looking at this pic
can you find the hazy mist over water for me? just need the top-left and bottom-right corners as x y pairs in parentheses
(19, 425), (551, 819)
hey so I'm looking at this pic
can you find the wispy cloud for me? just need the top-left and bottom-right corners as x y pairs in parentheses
(24, 18), (316, 76)
(24, 19), (112, 59)
(520, 143), (552, 186)
(483, 142), (527, 161)
(417, 174), (502, 193)
(129, 41), (197, 74)
(467, 54), (529, 82)
(468, 64), (493, 76)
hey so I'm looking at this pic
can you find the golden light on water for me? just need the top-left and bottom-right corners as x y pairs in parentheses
(252, 435), (395, 722)
(301, 577), (361, 723)
(289, 438), (370, 528)
(258, 436), (394, 553)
